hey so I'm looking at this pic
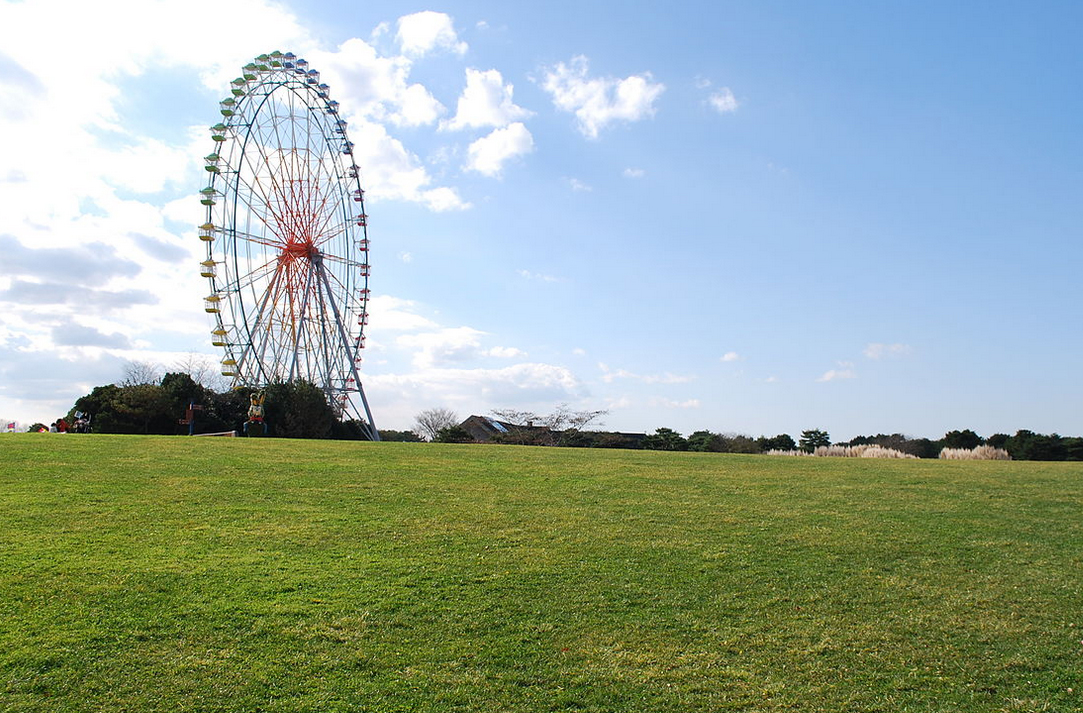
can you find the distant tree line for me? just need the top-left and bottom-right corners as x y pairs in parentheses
(39, 371), (1083, 460)
(66, 367), (370, 439)
(422, 414), (1082, 462)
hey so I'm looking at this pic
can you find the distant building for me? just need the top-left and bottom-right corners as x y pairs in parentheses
(458, 415), (552, 444)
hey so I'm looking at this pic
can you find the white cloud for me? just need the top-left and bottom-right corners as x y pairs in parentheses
(396, 11), (468, 57)
(397, 326), (489, 368)
(606, 396), (633, 410)
(598, 363), (694, 384)
(623, 167), (646, 178)
(518, 269), (561, 283)
(311, 38), (445, 127)
(399, 252), (413, 263)
(351, 120), (469, 210)
(540, 55), (665, 139)
(369, 362), (584, 426)
(708, 87), (739, 114)
(420, 186), (471, 212)
(817, 369), (855, 382)
(465, 122), (534, 176)
(488, 346), (526, 359)
(864, 342), (913, 359)
(366, 295), (437, 332)
(817, 362), (857, 382)
(370, 21), (391, 41)
(443, 68), (532, 131)
(394, 324), (532, 369)
(721, 351), (740, 362)
(568, 178), (592, 192)
(651, 398), (701, 409)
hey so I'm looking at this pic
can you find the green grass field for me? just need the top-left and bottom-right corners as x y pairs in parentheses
(0, 435), (1080, 712)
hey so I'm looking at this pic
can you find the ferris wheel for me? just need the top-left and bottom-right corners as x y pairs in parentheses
(199, 51), (378, 439)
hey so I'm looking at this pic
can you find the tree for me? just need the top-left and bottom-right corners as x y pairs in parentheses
(263, 380), (336, 439)
(414, 408), (459, 441)
(758, 434), (796, 452)
(908, 438), (940, 459)
(1006, 430), (1066, 461)
(941, 429), (983, 450)
(160, 372), (205, 406)
(434, 425), (474, 443)
(687, 430), (723, 452)
(642, 427), (687, 451)
(543, 404), (608, 433)
(120, 360), (163, 387)
(205, 387), (255, 434)
(1064, 437), (1083, 461)
(79, 383), (174, 434)
(591, 432), (645, 449)
(490, 404), (609, 447)
(489, 409), (539, 427)
(173, 352), (228, 392)
(70, 383), (155, 434)
(799, 429), (830, 452)
(547, 404), (608, 446)
(842, 433), (935, 458)
(378, 429), (424, 442)
(725, 434), (760, 453)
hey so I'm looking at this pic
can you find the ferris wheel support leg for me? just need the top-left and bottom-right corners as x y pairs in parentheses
(288, 265), (317, 383)
(354, 383), (379, 441)
(313, 254), (380, 441)
(236, 265), (283, 385)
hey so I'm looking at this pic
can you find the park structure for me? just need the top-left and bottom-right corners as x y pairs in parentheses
(199, 52), (378, 440)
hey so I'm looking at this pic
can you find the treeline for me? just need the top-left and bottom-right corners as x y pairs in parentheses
(436, 423), (1083, 462)
(838, 429), (1082, 461)
(66, 374), (371, 439)
(630, 427), (1082, 461)
(40, 375), (1083, 461)
(935, 429), (1083, 462)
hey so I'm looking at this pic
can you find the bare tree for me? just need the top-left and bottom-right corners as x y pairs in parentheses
(120, 360), (163, 386)
(543, 403), (608, 432)
(414, 407), (459, 441)
(174, 352), (228, 391)
(490, 404), (608, 446)
(490, 409), (540, 427)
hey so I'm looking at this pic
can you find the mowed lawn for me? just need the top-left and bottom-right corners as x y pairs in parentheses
(0, 436), (1080, 712)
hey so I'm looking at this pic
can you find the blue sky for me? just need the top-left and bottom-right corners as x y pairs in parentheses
(0, 0), (1079, 440)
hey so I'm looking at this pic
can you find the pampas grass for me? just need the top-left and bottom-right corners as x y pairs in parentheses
(768, 444), (1013, 460)
(815, 444), (918, 459)
(939, 445), (1011, 460)
(856, 445), (919, 459)
(766, 445), (917, 459)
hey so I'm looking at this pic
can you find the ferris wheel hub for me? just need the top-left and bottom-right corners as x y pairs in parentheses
(280, 240), (317, 262)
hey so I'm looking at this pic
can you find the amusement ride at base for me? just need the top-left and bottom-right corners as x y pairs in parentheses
(199, 51), (378, 440)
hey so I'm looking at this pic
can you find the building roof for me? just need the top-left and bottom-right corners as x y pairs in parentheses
(459, 415), (551, 443)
